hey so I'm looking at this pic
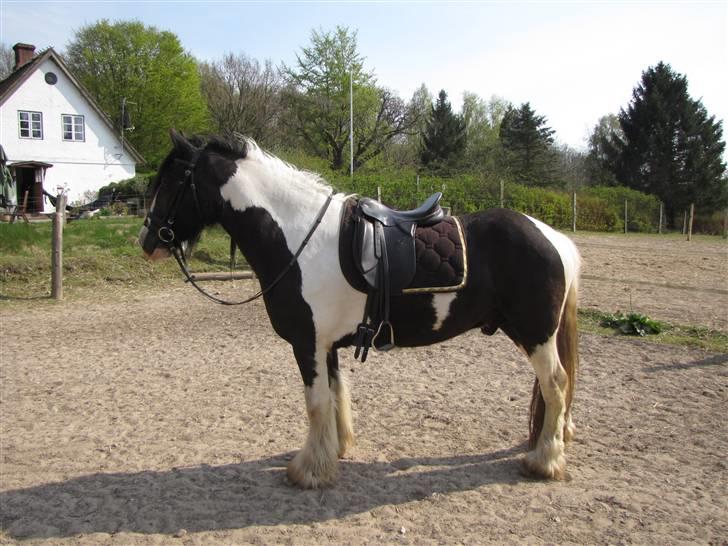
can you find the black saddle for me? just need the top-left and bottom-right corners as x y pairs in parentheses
(352, 192), (444, 362)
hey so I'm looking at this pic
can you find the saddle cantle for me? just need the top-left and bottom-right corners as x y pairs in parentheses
(343, 192), (467, 362)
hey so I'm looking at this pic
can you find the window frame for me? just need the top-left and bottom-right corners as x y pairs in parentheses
(18, 110), (43, 139)
(62, 114), (85, 142)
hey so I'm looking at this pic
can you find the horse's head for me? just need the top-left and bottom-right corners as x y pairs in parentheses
(139, 129), (237, 261)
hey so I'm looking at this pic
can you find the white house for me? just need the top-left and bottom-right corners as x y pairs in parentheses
(0, 43), (143, 213)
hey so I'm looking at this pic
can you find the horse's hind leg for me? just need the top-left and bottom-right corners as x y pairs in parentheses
(524, 336), (569, 480)
(327, 350), (355, 457)
(287, 344), (339, 488)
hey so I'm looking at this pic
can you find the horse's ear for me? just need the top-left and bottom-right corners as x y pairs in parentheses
(169, 128), (196, 154)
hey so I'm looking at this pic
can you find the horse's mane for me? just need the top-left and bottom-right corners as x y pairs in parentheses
(149, 132), (333, 197)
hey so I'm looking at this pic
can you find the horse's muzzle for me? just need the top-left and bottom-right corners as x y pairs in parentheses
(139, 225), (172, 261)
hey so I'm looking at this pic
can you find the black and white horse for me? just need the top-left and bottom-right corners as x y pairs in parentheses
(139, 130), (581, 488)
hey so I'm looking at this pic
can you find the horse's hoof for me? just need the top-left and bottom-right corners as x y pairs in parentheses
(286, 452), (337, 489)
(521, 451), (568, 481)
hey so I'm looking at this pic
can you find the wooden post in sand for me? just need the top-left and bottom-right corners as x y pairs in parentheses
(51, 192), (66, 300)
(687, 203), (695, 242)
(658, 203), (663, 234)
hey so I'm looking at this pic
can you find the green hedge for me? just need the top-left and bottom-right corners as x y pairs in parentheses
(326, 169), (662, 233)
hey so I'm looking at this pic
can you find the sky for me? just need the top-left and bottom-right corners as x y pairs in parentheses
(1, 0), (726, 151)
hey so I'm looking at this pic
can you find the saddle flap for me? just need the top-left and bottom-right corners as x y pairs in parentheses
(354, 215), (378, 288)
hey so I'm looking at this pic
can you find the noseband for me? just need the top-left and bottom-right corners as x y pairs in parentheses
(144, 151), (333, 306)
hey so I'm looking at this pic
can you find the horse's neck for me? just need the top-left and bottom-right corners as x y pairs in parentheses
(218, 158), (337, 284)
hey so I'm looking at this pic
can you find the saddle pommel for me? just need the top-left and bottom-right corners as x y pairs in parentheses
(358, 192), (444, 227)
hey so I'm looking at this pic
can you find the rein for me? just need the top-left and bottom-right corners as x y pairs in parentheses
(147, 153), (334, 306)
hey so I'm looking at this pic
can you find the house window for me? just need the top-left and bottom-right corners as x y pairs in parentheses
(18, 111), (43, 139)
(62, 114), (85, 142)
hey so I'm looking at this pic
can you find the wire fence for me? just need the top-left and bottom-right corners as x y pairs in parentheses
(4, 183), (726, 236)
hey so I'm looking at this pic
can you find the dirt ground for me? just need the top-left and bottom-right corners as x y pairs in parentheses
(1, 233), (726, 545)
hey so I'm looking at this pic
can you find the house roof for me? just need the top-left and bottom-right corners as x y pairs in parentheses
(0, 47), (145, 165)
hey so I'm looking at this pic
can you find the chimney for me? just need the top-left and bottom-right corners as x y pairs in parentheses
(13, 43), (36, 70)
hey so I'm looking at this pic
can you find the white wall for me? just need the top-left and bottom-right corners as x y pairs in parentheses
(0, 56), (136, 209)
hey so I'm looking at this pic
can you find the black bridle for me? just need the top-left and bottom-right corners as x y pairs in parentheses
(144, 152), (334, 306)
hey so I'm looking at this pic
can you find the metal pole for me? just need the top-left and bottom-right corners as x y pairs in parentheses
(349, 69), (354, 180)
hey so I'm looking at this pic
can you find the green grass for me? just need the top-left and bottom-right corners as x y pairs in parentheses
(578, 308), (728, 353)
(0, 216), (240, 299)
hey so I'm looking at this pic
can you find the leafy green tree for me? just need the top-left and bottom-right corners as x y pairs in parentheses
(585, 114), (621, 186)
(420, 89), (467, 171)
(613, 62), (727, 224)
(462, 92), (507, 173)
(65, 20), (209, 167)
(381, 83), (433, 168)
(499, 102), (556, 185)
(282, 26), (414, 171)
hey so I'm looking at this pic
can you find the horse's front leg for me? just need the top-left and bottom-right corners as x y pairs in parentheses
(288, 344), (340, 488)
(327, 349), (355, 458)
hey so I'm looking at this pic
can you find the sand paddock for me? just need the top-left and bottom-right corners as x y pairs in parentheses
(1, 233), (726, 545)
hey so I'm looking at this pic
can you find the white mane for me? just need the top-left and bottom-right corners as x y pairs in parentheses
(239, 136), (333, 197)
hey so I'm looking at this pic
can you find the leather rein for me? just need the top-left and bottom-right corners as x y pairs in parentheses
(144, 153), (334, 306)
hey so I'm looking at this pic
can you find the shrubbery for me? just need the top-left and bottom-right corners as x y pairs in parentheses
(325, 168), (664, 232)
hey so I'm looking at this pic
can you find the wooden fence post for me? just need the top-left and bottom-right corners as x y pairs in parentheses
(572, 191), (577, 233)
(658, 202), (663, 234)
(624, 199), (628, 234)
(687, 203), (695, 241)
(51, 192), (66, 300)
(500, 180), (504, 208)
(723, 208), (728, 239)
(682, 210), (687, 235)
(377, 185), (381, 203)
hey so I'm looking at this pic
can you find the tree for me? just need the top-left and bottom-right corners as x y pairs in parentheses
(0, 42), (14, 79)
(199, 53), (282, 146)
(282, 26), (415, 171)
(420, 89), (467, 171)
(552, 144), (587, 190)
(585, 114), (621, 186)
(65, 20), (209, 167)
(499, 102), (556, 185)
(462, 92), (508, 173)
(613, 62), (727, 223)
(381, 83), (432, 168)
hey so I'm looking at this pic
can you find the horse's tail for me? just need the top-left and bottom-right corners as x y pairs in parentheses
(529, 276), (580, 449)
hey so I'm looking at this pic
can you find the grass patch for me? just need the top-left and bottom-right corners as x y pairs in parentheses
(578, 308), (728, 353)
(0, 217), (242, 299)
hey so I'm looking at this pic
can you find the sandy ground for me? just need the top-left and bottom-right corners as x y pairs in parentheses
(1, 233), (727, 545)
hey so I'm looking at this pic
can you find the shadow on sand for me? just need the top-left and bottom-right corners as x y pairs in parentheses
(1, 446), (529, 539)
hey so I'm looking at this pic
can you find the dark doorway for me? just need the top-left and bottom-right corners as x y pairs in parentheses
(14, 167), (44, 213)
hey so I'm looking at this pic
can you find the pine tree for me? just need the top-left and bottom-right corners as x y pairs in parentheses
(420, 90), (467, 171)
(614, 62), (726, 224)
(499, 102), (556, 185)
